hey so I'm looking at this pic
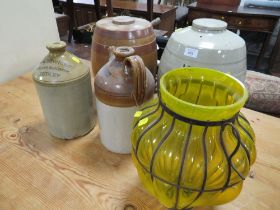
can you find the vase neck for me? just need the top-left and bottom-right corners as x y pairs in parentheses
(159, 67), (248, 122)
(159, 97), (238, 126)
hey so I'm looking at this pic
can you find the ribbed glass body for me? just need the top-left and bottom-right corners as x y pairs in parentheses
(131, 67), (256, 209)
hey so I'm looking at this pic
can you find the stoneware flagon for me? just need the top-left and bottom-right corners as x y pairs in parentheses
(131, 67), (256, 209)
(94, 46), (155, 154)
(91, 16), (157, 77)
(159, 18), (247, 82)
(33, 41), (95, 139)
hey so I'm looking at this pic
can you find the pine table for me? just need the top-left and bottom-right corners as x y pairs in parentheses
(0, 72), (279, 209)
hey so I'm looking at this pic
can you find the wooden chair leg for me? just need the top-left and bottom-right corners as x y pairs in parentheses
(255, 33), (271, 72)
(147, 0), (153, 21)
(268, 29), (280, 74)
(94, 0), (101, 20)
(106, 0), (113, 17)
(66, 0), (74, 43)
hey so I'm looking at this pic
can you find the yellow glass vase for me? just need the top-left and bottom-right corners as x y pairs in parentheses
(131, 67), (256, 209)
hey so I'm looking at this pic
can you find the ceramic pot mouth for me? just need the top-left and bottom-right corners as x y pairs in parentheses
(160, 67), (248, 121)
(46, 41), (66, 52)
(112, 16), (135, 25)
(113, 46), (135, 61)
(192, 18), (227, 32)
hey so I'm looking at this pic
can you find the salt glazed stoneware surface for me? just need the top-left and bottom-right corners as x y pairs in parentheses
(91, 16), (157, 77)
(159, 18), (247, 82)
(33, 41), (95, 139)
(94, 46), (155, 154)
(131, 67), (256, 209)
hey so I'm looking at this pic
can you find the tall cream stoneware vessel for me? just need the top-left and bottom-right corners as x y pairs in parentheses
(33, 41), (95, 139)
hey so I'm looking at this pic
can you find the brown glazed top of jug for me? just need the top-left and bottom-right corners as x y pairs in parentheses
(94, 16), (154, 41)
(94, 46), (155, 107)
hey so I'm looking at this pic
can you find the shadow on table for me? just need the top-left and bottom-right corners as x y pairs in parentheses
(125, 182), (219, 210)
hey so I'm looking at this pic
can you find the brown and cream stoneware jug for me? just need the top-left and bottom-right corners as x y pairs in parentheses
(91, 16), (157, 77)
(94, 46), (155, 154)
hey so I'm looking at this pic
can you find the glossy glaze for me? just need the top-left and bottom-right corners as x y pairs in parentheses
(94, 46), (155, 153)
(91, 16), (157, 77)
(131, 67), (256, 209)
(159, 18), (247, 82)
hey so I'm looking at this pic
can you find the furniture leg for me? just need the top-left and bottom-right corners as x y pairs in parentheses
(147, 0), (153, 21)
(94, 0), (101, 20)
(255, 33), (271, 72)
(106, 0), (113, 17)
(66, 0), (74, 43)
(268, 29), (280, 74)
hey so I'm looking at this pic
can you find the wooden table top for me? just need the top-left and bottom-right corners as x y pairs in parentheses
(59, 0), (176, 14)
(188, 2), (280, 18)
(1, 72), (280, 209)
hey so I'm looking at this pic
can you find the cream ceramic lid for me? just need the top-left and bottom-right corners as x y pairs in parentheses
(170, 18), (245, 52)
(193, 18), (227, 31)
(33, 41), (89, 85)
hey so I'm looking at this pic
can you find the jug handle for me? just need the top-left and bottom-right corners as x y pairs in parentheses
(124, 55), (146, 106)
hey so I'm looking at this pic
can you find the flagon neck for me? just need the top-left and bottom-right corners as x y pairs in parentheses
(192, 18), (227, 33)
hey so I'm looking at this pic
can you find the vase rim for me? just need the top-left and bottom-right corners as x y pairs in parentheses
(160, 67), (248, 121)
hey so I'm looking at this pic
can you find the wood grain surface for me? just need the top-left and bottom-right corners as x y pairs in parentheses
(0, 72), (279, 210)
